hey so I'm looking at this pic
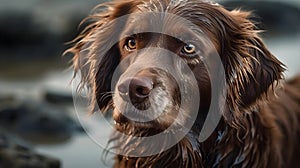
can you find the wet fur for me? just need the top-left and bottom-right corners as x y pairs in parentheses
(66, 0), (300, 167)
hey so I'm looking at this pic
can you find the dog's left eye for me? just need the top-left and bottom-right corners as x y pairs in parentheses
(181, 43), (198, 57)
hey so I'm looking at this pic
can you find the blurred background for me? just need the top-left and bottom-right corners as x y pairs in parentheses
(0, 0), (299, 167)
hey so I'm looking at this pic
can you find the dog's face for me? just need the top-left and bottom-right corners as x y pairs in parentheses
(69, 0), (285, 139)
(112, 11), (216, 132)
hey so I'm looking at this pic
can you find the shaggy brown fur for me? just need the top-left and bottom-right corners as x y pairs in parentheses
(66, 0), (300, 167)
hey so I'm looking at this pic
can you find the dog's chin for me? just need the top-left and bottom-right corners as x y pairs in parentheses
(112, 109), (163, 132)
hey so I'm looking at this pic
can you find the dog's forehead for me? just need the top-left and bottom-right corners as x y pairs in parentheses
(137, 0), (219, 12)
(123, 12), (205, 40)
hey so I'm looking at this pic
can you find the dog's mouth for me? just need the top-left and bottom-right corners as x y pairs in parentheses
(112, 93), (170, 128)
(112, 88), (176, 132)
(113, 108), (159, 129)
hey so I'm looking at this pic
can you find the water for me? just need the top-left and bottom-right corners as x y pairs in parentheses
(37, 135), (107, 168)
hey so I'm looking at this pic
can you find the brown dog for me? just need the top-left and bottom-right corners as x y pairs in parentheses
(67, 0), (300, 167)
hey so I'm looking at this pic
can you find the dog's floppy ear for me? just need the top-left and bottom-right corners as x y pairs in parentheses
(212, 8), (285, 119)
(65, 0), (139, 113)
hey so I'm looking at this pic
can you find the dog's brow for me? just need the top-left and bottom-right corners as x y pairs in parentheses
(170, 30), (201, 43)
(124, 16), (151, 35)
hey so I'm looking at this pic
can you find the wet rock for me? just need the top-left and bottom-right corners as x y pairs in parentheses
(0, 100), (83, 144)
(221, 1), (300, 37)
(44, 91), (73, 105)
(0, 12), (62, 61)
(0, 1), (102, 54)
(0, 132), (61, 168)
(0, 0), (102, 78)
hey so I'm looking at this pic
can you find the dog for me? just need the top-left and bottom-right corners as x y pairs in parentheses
(66, 0), (300, 167)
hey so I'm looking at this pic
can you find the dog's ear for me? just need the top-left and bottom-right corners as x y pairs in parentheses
(211, 8), (285, 119)
(65, 0), (139, 113)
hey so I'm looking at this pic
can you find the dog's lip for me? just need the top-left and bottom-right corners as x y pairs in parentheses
(114, 108), (156, 121)
(113, 109), (158, 128)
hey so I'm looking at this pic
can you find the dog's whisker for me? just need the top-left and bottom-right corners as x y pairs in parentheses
(100, 91), (115, 102)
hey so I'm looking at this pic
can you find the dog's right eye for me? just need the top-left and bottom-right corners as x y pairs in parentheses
(125, 38), (137, 51)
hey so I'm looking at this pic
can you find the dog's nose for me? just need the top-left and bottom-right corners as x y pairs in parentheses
(118, 77), (153, 103)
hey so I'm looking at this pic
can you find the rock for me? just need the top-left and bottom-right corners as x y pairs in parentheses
(0, 0), (103, 78)
(0, 12), (62, 61)
(44, 91), (73, 105)
(0, 132), (61, 168)
(0, 0), (103, 53)
(221, 1), (300, 37)
(0, 100), (83, 144)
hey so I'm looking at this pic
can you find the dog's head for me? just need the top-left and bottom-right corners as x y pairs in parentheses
(67, 0), (285, 137)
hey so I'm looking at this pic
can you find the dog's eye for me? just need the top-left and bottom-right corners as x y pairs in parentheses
(182, 43), (197, 55)
(181, 43), (199, 57)
(125, 38), (137, 51)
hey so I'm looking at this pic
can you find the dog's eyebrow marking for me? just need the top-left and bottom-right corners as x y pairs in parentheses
(169, 30), (202, 44)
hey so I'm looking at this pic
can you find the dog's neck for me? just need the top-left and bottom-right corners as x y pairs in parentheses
(114, 132), (204, 167)
(113, 110), (282, 168)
